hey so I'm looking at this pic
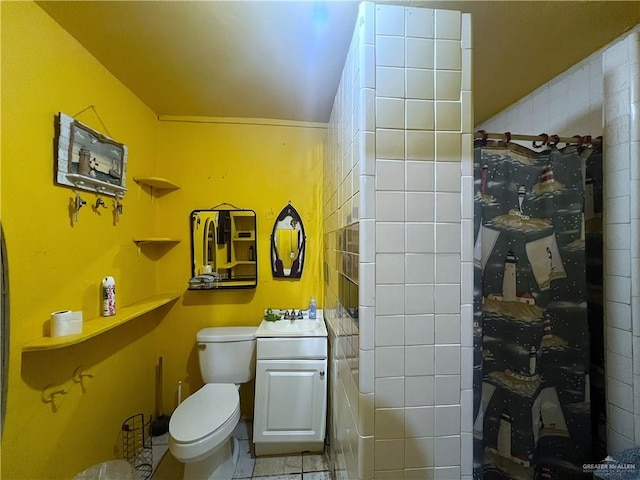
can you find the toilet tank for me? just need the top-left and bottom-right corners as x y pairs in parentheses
(196, 327), (257, 384)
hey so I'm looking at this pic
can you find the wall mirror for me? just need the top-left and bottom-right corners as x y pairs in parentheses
(189, 209), (257, 290)
(271, 203), (306, 278)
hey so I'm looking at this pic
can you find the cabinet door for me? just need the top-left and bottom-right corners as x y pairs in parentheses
(254, 359), (327, 443)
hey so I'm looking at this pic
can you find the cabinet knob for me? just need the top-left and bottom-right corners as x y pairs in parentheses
(319, 371), (325, 377)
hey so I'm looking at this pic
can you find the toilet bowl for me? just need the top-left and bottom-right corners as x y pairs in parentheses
(168, 326), (257, 480)
(169, 384), (240, 480)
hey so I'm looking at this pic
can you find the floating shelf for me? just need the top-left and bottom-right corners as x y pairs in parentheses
(133, 177), (180, 190)
(219, 260), (256, 268)
(133, 238), (181, 246)
(22, 294), (180, 352)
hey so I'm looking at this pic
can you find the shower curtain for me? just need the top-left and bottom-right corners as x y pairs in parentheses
(472, 140), (594, 479)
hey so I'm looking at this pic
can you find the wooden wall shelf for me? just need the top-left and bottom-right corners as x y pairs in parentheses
(22, 293), (180, 352)
(133, 177), (180, 191)
(133, 238), (181, 246)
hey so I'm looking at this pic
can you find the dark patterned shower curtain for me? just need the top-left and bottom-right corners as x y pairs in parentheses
(472, 141), (596, 479)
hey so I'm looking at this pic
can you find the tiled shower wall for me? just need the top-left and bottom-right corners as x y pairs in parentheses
(323, 3), (474, 478)
(478, 27), (640, 455)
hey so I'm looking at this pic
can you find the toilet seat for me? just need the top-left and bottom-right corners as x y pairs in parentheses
(169, 383), (240, 463)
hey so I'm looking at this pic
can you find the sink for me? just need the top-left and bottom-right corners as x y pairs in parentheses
(256, 310), (327, 338)
(264, 319), (322, 333)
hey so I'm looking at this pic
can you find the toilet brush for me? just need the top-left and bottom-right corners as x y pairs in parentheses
(150, 356), (170, 436)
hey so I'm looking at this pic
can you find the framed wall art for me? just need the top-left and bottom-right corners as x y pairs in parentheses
(270, 202), (306, 278)
(55, 112), (128, 197)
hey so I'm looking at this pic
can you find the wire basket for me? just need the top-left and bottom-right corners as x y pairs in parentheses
(121, 413), (153, 480)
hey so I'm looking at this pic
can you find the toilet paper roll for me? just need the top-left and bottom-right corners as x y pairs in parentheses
(51, 310), (83, 337)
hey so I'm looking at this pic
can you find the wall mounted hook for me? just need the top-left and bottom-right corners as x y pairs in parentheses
(72, 192), (87, 223)
(73, 366), (94, 392)
(94, 197), (106, 210)
(113, 195), (124, 223)
(42, 384), (69, 412)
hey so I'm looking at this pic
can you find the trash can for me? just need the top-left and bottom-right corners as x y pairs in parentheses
(72, 460), (142, 480)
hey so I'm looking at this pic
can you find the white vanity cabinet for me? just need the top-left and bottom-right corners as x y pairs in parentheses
(253, 335), (328, 456)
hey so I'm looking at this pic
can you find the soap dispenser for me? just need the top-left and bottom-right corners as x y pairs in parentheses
(309, 296), (317, 319)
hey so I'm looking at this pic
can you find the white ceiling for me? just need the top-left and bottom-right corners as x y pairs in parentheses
(38, 1), (640, 125)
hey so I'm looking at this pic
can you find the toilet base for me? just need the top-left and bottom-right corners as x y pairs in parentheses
(183, 436), (239, 480)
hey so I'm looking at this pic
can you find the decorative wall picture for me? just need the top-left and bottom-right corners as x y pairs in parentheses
(55, 112), (128, 197)
(271, 202), (306, 278)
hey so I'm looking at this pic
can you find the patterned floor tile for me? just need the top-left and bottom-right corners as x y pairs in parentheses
(252, 475), (302, 480)
(302, 454), (330, 473)
(302, 471), (331, 480)
(253, 455), (302, 477)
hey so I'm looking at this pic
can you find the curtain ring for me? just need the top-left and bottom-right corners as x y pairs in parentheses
(572, 135), (584, 146)
(503, 132), (511, 144)
(584, 135), (592, 147)
(549, 134), (560, 146)
(532, 133), (549, 149)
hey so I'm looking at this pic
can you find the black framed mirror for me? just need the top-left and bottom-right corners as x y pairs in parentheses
(270, 203), (306, 278)
(189, 209), (257, 289)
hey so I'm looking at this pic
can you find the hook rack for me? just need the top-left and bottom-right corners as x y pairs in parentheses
(65, 173), (127, 198)
(474, 131), (603, 149)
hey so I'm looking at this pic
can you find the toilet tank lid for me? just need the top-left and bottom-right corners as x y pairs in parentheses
(197, 326), (257, 342)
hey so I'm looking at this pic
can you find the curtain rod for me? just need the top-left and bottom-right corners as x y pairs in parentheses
(474, 131), (602, 147)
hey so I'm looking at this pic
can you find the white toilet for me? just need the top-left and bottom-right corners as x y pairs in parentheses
(169, 326), (257, 480)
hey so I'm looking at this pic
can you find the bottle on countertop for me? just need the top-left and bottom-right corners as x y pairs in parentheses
(309, 296), (317, 320)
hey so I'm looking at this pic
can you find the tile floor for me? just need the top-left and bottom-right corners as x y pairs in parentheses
(151, 421), (331, 480)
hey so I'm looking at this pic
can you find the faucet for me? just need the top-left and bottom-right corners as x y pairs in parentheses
(284, 310), (301, 321)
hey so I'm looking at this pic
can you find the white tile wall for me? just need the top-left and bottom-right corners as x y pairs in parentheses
(325, 3), (472, 478)
(477, 26), (640, 456)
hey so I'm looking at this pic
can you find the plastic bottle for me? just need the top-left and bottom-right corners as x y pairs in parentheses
(102, 276), (116, 317)
(309, 296), (317, 320)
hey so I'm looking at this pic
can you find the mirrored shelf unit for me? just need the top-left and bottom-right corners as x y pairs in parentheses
(66, 173), (127, 197)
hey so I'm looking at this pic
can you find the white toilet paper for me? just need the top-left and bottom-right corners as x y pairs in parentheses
(51, 310), (83, 337)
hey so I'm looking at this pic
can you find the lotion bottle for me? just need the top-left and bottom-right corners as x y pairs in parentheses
(102, 276), (116, 317)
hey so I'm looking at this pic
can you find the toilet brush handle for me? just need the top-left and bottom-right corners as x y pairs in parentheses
(158, 356), (164, 414)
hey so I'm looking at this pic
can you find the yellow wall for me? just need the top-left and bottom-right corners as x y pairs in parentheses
(154, 119), (325, 415)
(1, 3), (326, 477)
(1, 2), (163, 478)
